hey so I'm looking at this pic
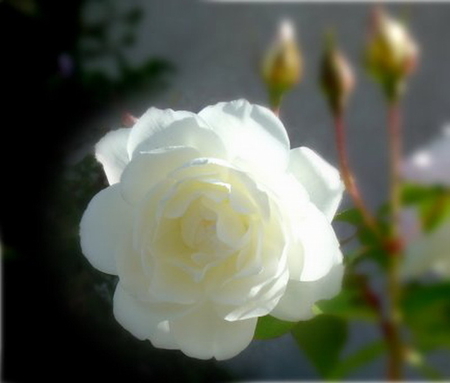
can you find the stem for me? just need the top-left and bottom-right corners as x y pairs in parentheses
(386, 102), (404, 381)
(388, 104), (402, 239)
(361, 269), (406, 383)
(269, 87), (283, 117)
(334, 113), (380, 236)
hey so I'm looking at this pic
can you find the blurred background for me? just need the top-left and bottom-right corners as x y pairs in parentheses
(2, 0), (450, 381)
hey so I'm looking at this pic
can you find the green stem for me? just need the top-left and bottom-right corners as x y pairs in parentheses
(268, 87), (283, 117)
(386, 102), (404, 381)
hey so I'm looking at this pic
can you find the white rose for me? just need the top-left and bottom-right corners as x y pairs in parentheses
(80, 99), (344, 360)
(401, 125), (450, 278)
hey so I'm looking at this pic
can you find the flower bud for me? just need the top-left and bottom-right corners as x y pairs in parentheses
(365, 7), (419, 100)
(320, 33), (355, 115)
(122, 112), (138, 127)
(262, 20), (302, 110)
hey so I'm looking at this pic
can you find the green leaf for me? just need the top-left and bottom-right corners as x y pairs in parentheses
(291, 315), (348, 378)
(315, 273), (378, 322)
(334, 208), (362, 225)
(315, 290), (376, 322)
(335, 208), (389, 269)
(402, 183), (450, 233)
(254, 315), (296, 340)
(419, 192), (450, 233)
(402, 183), (446, 204)
(328, 340), (386, 379)
(402, 282), (450, 350)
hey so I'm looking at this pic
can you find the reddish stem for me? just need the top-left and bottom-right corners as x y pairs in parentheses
(388, 104), (402, 239)
(386, 103), (404, 381)
(334, 113), (380, 236)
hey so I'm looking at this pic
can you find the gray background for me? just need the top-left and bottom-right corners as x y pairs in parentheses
(73, 1), (450, 380)
(78, 0), (450, 209)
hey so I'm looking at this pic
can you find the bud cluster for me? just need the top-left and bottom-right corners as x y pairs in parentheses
(261, 7), (418, 112)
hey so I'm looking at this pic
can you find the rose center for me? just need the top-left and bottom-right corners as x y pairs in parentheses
(193, 219), (216, 247)
(180, 200), (221, 254)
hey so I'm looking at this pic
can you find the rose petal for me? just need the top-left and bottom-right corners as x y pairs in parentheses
(113, 284), (179, 349)
(80, 184), (131, 274)
(127, 108), (226, 159)
(215, 202), (247, 248)
(120, 146), (200, 205)
(150, 260), (202, 304)
(115, 231), (150, 299)
(266, 173), (310, 280)
(198, 99), (290, 175)
(289, 147), (344, 222)
(169, 303), (257, 360)
(271, 263), (344, 321)
(213, 265), (289, 321)
(402, 126), (450, 186)
(296, 203), (343, 282)
(209, 211), (288, 319)
(126, 108), (193, 157)
(95, 128), (131, 185)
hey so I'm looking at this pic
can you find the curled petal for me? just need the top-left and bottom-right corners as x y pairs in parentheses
(213, 265), (289, 321)
(127, 109), (226, 160)
(270, 263), (344, 321)
(289, 147), (344, 221)
(126, 108), (193, 157)
(295, 203), (342, 282)
(198, 99), (290, 175)
(80, 184), (131, 274)
(95, 128), (131, 185)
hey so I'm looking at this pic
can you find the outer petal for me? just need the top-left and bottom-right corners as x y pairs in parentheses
(95, 128), (131, 185)
(126, 108), (192, 157)
(296, 203), (342, 281)
(198, 99), (290, 175)
(270, 263), (344, 321)
(80, 184), (132, 274)
(113, 284), (179, 349)
(289, 147), (344, 221)
(169, 303), (257, 360)
(127, 108), (226, 159)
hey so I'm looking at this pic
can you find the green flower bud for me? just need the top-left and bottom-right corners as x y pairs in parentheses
(320, 33), (355, 115)
(365, 7), (419, 101)
(262, 20), (302, 110)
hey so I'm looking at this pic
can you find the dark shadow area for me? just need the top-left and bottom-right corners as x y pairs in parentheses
(1, 1), (230, 381)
